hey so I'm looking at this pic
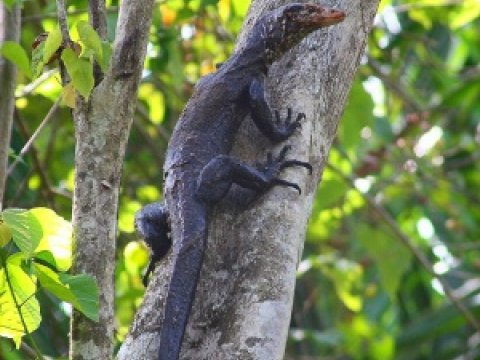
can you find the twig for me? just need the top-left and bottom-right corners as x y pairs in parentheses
(89, 0), (107, 40)
(55, 0), (71, 44)
(7, 98), (61, 176)
(23, 7), (118, 22)
(14, 110), (57, 210)
(328, 163), (480, 333)
(15, 69), (58, 99)
(367, 56), (424, 113)
(393, 0), (464, 13)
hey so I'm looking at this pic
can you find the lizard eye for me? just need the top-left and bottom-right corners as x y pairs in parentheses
(284, 4), (303, 17)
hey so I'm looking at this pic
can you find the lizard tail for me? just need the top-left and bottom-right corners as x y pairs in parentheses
(158, 213), (208, 360)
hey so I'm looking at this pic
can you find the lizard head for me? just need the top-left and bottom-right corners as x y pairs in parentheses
(260, 3), (346, 64)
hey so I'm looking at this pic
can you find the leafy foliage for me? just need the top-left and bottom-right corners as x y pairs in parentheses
(0, 208), (98, 351)
(2, 0), (480, 359)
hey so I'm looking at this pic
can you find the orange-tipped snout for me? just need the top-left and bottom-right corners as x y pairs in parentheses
(298, 4), (346, 28)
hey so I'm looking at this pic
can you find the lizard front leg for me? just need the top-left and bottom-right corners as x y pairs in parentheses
(249, 76), (305, 143)
(195, 145), (312, 205)
(135, 202), (171, 286)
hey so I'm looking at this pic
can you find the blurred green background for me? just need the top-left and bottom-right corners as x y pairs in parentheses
(2, 0), (480, 359)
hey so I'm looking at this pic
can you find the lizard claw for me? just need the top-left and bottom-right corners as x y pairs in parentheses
(273, 178), (302, 194)
(281, 159), (313, 174)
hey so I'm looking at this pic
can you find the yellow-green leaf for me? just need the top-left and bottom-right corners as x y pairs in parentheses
(0, 41), (32, 78)
(0, 255), (41, 343)
(61, 48), (94, 99)
(77, 21), (103, 63)
(31, 208), (72, 271)
(2, 209), (43, 256)
(31, 40), (46, 79)
(0, 221), (12, 247)
(43, 26), (63, 64)
(62, 82), (76, 108)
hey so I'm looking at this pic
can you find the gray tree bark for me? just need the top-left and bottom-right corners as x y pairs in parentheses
(117, 0), (379, 359)
(0, 2), (20, 210)
(69, 0), (155, 359)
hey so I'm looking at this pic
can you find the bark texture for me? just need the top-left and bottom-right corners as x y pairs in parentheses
(69, 0), (155, 358)
(117, 1), (379, 359)
(0, 3), (20, 210)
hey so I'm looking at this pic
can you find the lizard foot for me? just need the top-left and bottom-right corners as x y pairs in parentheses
(257, 145), (312, 194)
(273, 108), (306, 139)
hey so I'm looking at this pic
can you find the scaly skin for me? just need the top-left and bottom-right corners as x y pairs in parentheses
(135, 4), (345, 360)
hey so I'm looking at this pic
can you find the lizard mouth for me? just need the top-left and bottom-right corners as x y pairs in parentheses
(296, 4), (346, 28)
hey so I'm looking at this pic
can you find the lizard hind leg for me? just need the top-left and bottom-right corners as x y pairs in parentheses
(195, 146), (312, 205)
(135, 202), (171, 286)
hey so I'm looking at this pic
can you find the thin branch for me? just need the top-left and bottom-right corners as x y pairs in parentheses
(367, 56), (424, 113)
(14, 110), (57, 210)
(23, 7), (118, 22)
(328, 163), (480, 333)
(7, 98), (61, 176)
(88, 0), (107, 39)
(15, 69), (58, 99)
(55, 0), (71, 44)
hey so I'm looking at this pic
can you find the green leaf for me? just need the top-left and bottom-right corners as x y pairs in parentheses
(59, 273), (99, 322)
(77, 21), (103, 64)
(2, 209), (43, 256)
(322, 258), (363, 312)
(358, 224), (412, 299)
(2, 0), (18, 10)
(31, 40), (46, 79)
(450, 1), (480, 29)
(0, 221), (12, 247)
(0, 254), (41, 346)
(315, 178), (349, 209)
(30, 208), (72, 271)
(33, 263), (76, 303)
(0, 41), (32, 78)
(338, 80), (374, 151)
(43, 26), (63, 64)
(62, 82), (76, 108)
(61, 48), (94, 99)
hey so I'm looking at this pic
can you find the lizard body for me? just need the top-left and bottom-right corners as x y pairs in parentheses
(135, 4), (345, 360)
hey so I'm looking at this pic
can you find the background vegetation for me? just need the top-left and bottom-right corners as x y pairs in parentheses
(1, 0), (480, 359)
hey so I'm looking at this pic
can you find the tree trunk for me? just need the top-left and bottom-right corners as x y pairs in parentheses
(117, 0), (379, 359)
(69, 0), (155, 358)
(0, 3), (20, 210)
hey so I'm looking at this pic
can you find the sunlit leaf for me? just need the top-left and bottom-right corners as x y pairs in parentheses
(43, 26), (63, 64)
(0, 254), (41, 346)
(34, 263), (75, 301)
(77, 21), (103, 64)
(30, 208), (72, 271)
(0, 41), (32, 78)
(31, 40), (46, 79)
(61, 48), (94, 99)
(322, 258), (363, 312)
(450, 0), (480, 29)
(124, 241), (149, 275)
(2, 209), (42, 256)
(0, 221), (12, 247)
(62, 82), (76, 108)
